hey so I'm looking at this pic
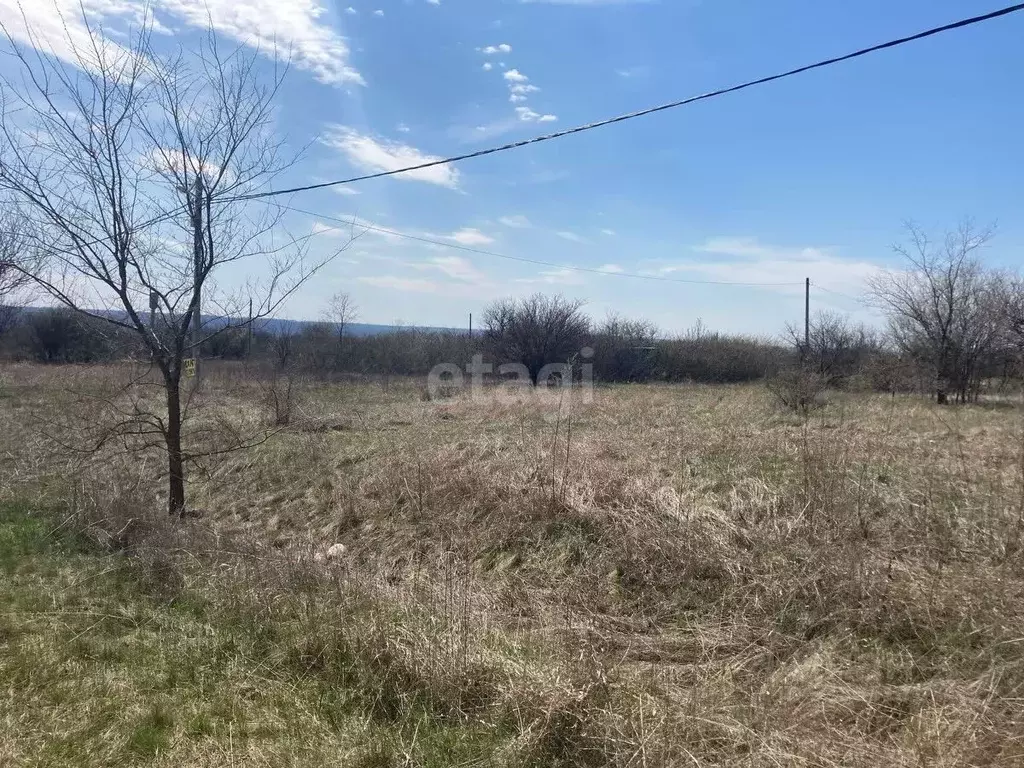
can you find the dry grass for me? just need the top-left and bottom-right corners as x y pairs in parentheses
(3, 361), (1024, 765)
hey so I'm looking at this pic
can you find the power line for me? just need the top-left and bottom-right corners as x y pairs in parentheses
(281, 203), (802, 286)
(231, 3), (1024, 202)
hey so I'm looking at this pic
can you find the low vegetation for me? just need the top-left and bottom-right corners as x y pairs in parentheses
(3, 364), (1024, 765)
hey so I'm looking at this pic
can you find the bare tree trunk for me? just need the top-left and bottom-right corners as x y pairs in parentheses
(165, 374), (186, 516)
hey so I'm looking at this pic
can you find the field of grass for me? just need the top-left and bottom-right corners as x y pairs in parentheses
(3, 362), (1024, 766)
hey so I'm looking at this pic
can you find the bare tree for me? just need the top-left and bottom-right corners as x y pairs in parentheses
(867, 221), (1005, 404)
(785, 311), (877, 388)
(323, 291), (358, 344)
(321, 290), (357, 370)
(0, 15), (350, 514)
(483, 293), (591, 384)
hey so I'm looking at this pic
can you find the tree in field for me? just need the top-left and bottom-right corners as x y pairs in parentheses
(322, 290), (358, 369)
(785, 311), (878, 388)
(866, 221), (1006, 404)
(482, 294), (590, 384)
(323, 292), (358, 344)
(0, 17), (351, 514)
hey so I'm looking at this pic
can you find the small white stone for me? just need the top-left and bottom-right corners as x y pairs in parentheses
(325, 543), (347, 561)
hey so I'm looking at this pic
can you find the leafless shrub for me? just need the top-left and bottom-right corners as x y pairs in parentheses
(766, 366), (828, 412)
(258, 372), (303, 427)
(483, 293), (591, 385)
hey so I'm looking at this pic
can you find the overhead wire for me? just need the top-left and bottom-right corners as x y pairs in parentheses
(227, 3), (1024, 201)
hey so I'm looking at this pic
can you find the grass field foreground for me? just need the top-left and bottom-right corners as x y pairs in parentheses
(2, 363), (1024, 765)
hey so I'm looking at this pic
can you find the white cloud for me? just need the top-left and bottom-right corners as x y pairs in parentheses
(143, 147), (226, 182)
(0, 0), (364, 85)
(514, 106), (557, 122)
(345, 6), (357, 13)
(483, 62), (493, 71)
(359, 261), (494, 294)
(499, 215), (531, 228)
(615, 66), (651, 78)
(313, 216), (402, 241)
(653, 237), (883, 292)
(416, 255), (487, 283)
(427, 0), (441, 4)
(480, 43), (512, 54)
(600, 228), (616, 236)
(446, 228), (494, 246)
(509, 83), (540, 102)
(556, 231), (585, 243)
(503, 68), (529, 83)
(373, 9), (384, 16)
(153, 0), (363, 85)
(597, 263), (624, 273)
(321, 126), (460, 188)
(396, 123), (411, 133)
(694, 237), (831, 262)
(516, 268), (584, 285)
(359, 276), (442, 293)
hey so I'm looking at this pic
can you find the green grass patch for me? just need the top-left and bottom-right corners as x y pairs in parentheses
(0, 502), (566, 767)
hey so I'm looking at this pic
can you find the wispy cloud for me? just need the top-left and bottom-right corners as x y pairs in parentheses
(312, 216), (402, 241)
(651, 237), (883, 292)
(509, 83), (540, 103)
(411, 255), (489, 283)
(321, 126), (460, 188)
(359, 254), (494, 294)
(1, 0), (364, 85)
(499, 215), (532, 228)
(615, 65), (651, 78)
(358, 276), (442, 293)
(446, 228), (495, 246)
(515, 267), (585, 285)
(556, 231), (586, 243)
(480, 43), (512, 54)
(694, 237), (830, 262)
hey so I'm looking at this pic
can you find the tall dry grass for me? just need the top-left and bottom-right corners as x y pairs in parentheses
(3, 362), (1024, 764)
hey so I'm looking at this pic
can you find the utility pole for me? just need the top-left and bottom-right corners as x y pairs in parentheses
(191, 175), (203, 386)
(246, 297), (253, 360)
(468, 312), (472, 338)
(804, 277), (810, 358)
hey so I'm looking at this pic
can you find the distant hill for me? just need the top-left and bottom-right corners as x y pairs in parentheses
(255, 318), (468, 336)
(17, 307), (468, 337)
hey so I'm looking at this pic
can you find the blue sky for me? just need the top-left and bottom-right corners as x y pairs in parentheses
(3, 0), (1023, 335)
